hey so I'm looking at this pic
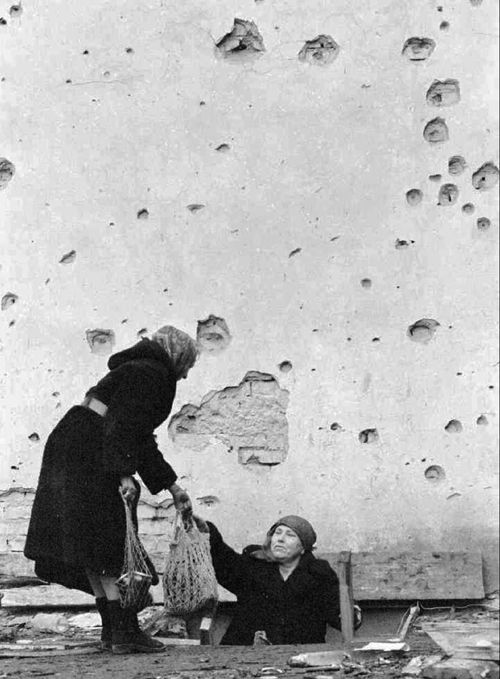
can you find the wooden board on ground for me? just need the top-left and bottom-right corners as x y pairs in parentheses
(421, 621), (499, 662)
(319, 551), (485, 600)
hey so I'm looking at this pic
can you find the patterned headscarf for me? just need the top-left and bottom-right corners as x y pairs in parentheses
(151, 325), (198, 378)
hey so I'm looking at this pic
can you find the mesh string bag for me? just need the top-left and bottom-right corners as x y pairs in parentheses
(116, 494), (157, 612)
(162, 513), (218, 616)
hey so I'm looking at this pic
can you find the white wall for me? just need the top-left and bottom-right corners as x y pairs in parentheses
(1, 0), (498, 589)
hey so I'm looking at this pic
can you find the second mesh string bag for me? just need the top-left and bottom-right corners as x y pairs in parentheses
(116, 493), (158, 612)
(163, 512), (218, 617)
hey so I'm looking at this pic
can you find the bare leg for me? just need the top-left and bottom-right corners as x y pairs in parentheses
(100, 575), (121, 601)
(86, 569), (106, 598)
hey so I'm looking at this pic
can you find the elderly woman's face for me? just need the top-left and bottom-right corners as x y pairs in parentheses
(270, 525), (304, 563)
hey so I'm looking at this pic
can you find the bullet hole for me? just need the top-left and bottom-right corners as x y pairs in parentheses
(423, 118), (449, 144)
(462, 203), (475, 215)
(187, 203), (205, 213)
(199, 101), (206, 106)
(477, 415), (489, 426)
(445, 419), (463, 433)
(0, 18), (7, 25)
(0, 158), (15, 190)
(197, 315), (231, 354)
(488, 385), (494, 390)
(477, 217), (491, 231)
(86, 329), (116, 356)
(9, 320), (15, 327)
(103, 71), (111, 79)
(82, 50), (89, 55)
(448, 155), (467, 176)
(402, 37), (436, 61)
(137, 208), (149, 219)
(216, 18), (265, 62)
(407, 318), (440, 343)
(360, 278), (372, 289)
(196, 495), (220, 506)
(59, 249), (76, 264)
(66, 79), (72, 84)
(28, 433), (40, 443)
(137, 328), (148, 337)
(1, 292), (18, 310)
(426, 79), (461, 107)
(9, 4), (22, 17)
(279, 361), (293, 373)
(125, 47), (134, 54)
(429, 174), (442, 182)
(438, 183), (459, 206)
(406, 188), (423, 206)
(289, 248), (302, 258)
(425, 465), (446, 482)
(395, 239), (414, 249)
(330, 422), (343, 432)
(52, 392), (60, 397)
(298, 35), (340, 66)
(472, 162), (499, 191)
(440, 21), (450, 31)
(359, 428), (379, 444)
(470, 0), (483, 5)
(215, 143), (230, 152)
(372, 337), (380, 343)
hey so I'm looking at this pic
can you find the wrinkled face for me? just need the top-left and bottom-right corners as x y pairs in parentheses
(270, 525), (304, 563)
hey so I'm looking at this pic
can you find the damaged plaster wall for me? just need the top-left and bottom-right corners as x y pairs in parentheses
(0, 0), (498, 591)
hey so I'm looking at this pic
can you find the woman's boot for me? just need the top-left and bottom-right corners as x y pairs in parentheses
(122, 608), (165, 652)
(108, 600), (136, 654)
(95, 597), (112, 651)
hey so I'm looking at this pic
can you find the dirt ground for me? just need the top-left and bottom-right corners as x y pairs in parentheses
(0, 603), (497, 679)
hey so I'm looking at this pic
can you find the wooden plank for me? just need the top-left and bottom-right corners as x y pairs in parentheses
(319, 551), (484, 600)
(1, 550), (484, 604)
(337, 551), (355, 643)
(1, 585), (94, 608)
(421, 621), (499, 662)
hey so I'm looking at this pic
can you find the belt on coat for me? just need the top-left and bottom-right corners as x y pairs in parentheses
(81, 396), (108, 416)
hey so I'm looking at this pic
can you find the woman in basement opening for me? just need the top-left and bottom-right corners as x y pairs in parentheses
(192, 514), (362, 645)
(24, 325), (198, 654)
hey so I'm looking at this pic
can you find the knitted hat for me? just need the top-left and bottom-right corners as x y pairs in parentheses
(268, 515), (317, 551)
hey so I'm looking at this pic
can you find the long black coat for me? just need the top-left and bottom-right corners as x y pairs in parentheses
(208, 522), (341, 645)
(24, 339), (179, 594)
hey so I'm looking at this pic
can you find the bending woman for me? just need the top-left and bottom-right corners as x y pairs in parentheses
(24, 326), (198, 654)
(195, 514), (344, 645)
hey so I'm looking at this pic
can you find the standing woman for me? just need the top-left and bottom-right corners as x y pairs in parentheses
(24, 326), (198, 654)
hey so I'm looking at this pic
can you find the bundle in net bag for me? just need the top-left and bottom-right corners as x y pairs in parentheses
(116, 494), (158, 612)
(163, 513), (218, 616)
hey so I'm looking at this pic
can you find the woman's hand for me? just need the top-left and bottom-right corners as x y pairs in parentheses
(119, 476), (138, 503)
(168, 483), (192, 515)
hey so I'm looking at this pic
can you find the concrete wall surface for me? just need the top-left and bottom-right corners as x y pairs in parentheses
(1, 0), (499, 591)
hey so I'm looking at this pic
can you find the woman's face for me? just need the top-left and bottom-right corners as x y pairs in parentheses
(269, 525), (304, 563)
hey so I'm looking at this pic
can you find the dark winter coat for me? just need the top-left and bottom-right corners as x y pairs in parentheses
(24, 339), (179, 594)
(208, 522), (341, 645)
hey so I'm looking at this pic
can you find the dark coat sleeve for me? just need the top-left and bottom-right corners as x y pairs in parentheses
(207, 522), (248, 595)
(99, 363), (177, 493)
(310, 558), (342, 630)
